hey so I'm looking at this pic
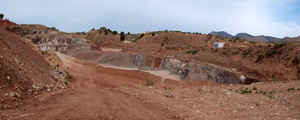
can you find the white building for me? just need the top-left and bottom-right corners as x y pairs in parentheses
(213, 42), (224, 48)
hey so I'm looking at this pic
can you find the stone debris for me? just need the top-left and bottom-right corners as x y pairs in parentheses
(165, 93), (173, 98)
(9, 92), (21, 98)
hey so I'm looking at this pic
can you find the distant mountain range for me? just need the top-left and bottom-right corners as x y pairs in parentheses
(209, 31), (300, 43)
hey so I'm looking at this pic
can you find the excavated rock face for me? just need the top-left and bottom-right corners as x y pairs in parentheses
(95, 52), (254, 84)
(7, 25), (90, 52)
(135, 54), (251, 84)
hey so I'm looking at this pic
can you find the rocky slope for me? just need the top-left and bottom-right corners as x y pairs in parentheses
(6, 24), (91, 52)
(0, 19), (68, 110)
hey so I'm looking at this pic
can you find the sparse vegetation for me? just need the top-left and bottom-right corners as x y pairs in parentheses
(140, 34), (144, 39)
(273, 78), (279, 83)
(120, 31), (125, 41)
(0, 13), (4, 19)
(152, 32), (155, 36)
(64, 70), (73, 82)
(145, 78), (154, 86)
(41, 50), (48, 55)
(186, 49), (199, 55)
(105, 30), (108, 35)
(288, 87), (295, 92)
(253, 86), (257, 90)
(265, 50), (277, 58)
(249, 41), (256, 44)
(48, 27), (58, 31)
(273, 43), (286, 49)
(64, 81), (69, 85)
(232, 87), (279, 98)
(292, 56), (300, 65)
(256, 55), (265, 62)
(192, 49), (199, 55)
(112, 31), (118, 35)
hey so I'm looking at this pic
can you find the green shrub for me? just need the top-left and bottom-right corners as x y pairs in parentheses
(253, 86), (257, 90)
(41, 50), (48, 55)
(140, 34), (144, 39)
(192, 49), (199, 55)
(241, 89), (249, 94)
(256, 55), (265, 62)
(186, 51), (192, 54)
(0, 13), (4, 19)
(120, 31), (125, 41)
(288, 87), (295, 92)
(265, 50), (277, 58)
(64, 70), (73, 82)
(64, 81), (68, 85)
(273, 43), (286, 49)
(112, 31), (118, 35)
(145, 79), (154, 86)
(152, 32), (155, 36)
(273, 78), (278, 83)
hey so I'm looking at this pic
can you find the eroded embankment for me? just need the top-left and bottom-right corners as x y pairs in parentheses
(90, 52), (257, 84)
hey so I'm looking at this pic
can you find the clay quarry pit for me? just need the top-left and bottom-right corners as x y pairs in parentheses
(1, 20), (300, 120)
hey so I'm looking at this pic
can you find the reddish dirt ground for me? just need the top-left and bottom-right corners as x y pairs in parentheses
(2, 19), (300, 120)
(1, 54), (300, 120)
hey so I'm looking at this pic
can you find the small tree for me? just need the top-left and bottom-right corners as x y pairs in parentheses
(140, 34), (144, 39)
(0, 13), (4, 19)
(152, 32), (155, 36)
(127, 32), (130, 35)
(120, 31), (125, 41)
(112, 31), (118, 35)
(105, 30), (108, 35)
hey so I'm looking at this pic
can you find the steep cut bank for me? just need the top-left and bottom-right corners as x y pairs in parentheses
(7, 24), (91, 52)
(0, 20), (67, 110)
(67, 51), (256, 84)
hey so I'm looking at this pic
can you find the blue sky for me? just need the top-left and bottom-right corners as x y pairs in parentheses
(0, 0), (299, 38)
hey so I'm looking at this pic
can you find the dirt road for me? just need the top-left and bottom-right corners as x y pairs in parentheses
(1, 54), (300, 120)
(1, 55), (173, 120)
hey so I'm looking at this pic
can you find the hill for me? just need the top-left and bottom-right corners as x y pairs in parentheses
(0, 19), (68, 110)
(210, 31), (300, 43)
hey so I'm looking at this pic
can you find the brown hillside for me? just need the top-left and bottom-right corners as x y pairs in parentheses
(0, 22), (66, 109)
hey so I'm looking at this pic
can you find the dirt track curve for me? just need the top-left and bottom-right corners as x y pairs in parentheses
(2, 54), (300, 120)
(1, 55), (172, 120)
